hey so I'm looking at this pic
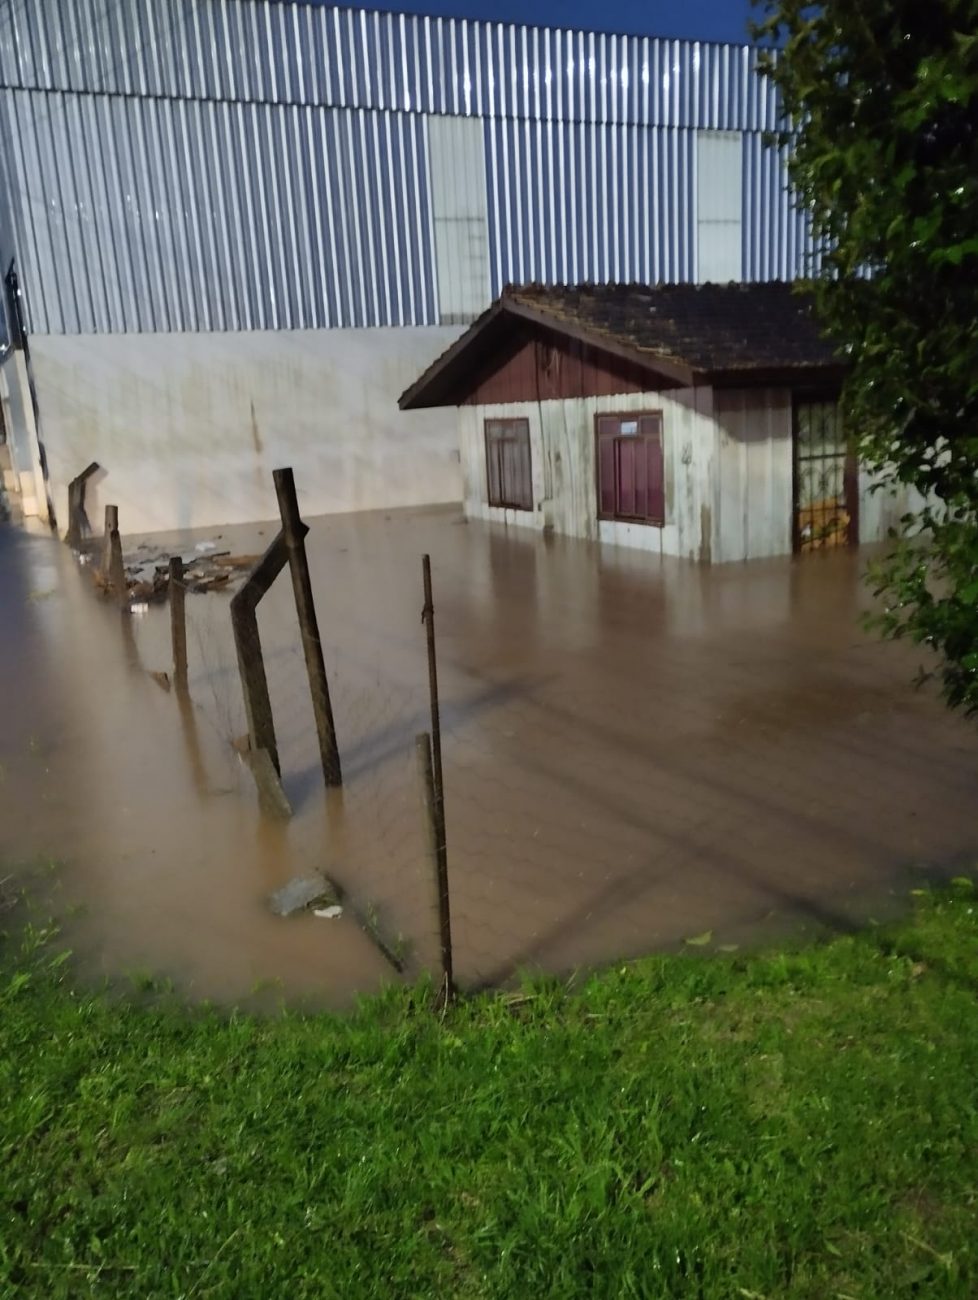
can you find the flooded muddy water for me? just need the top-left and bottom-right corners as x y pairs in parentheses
(2, 508), (976, 1006)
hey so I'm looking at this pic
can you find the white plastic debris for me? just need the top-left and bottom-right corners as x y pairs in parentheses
(313, 905), (343, 920)
(195, 540), (218, 553)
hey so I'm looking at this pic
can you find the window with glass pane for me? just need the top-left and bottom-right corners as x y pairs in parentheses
(595, 413), (665, 525)
(484, 419), (533, 510)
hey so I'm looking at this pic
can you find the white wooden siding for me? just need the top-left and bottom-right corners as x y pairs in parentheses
(462, 388), (716, 561)
(712, 388), (793, 561)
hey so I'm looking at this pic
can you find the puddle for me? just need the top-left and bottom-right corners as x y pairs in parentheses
(1, 508), (976, 1005)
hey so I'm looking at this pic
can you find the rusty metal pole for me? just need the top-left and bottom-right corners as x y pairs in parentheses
(169, 555), (188, 691)
(421, 554), (444, 806)
(416, 731), (454, 1002)
(273, 467), (342, 788)
(421, 553), (450, 932)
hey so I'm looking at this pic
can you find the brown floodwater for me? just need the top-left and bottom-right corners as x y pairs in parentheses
(2, 507), (976, 1006)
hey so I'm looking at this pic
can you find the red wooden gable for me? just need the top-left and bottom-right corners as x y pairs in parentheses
(461, 325), (652, 405)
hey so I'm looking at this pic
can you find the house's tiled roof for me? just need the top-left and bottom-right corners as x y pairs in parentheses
(399, 280), (843, 409)
(501, 281), (838, 375)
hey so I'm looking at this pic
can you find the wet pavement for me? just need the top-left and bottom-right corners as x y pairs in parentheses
(1, 507), (976, 1006)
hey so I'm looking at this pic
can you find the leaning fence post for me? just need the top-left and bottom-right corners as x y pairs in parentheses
(416, 731), (454, 1002)
(64, 461), (100, 549)
(273, 466), (342, 788)
(230, 588), (279, 774)
(169, 555), (188, 690)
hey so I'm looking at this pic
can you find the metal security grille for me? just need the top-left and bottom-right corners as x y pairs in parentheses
(485, 418), (532, 510)
(596, 413), (665, 525)
(793, 399), (858, 552)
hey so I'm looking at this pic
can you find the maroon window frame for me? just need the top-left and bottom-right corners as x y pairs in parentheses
(595, 412), (665, 525)
(485, 418), (533, 511)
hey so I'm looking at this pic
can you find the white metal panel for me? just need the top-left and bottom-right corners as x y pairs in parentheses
(696, 129), (742, 282)
(427, 113), (489, 322)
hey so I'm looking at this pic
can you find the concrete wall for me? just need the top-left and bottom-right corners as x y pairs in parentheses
(0, 349), (47, 520)
(712, 388), (794, 562)
(461, 388), (717, 561)
(30, 327), (464, 534)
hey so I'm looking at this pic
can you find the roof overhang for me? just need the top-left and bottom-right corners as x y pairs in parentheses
(398, 298), (696, 409)
(399, 292), (846, 409)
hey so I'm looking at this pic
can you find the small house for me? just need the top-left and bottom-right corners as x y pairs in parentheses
(399, 282), (906, 562)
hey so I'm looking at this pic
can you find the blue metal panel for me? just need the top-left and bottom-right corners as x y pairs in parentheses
(742, 131), (815, 283)
(486, 118), (696, 295)
(0, 85), (437, 332)
(0, 1), (780, 132)
(0, 0), (807, 334)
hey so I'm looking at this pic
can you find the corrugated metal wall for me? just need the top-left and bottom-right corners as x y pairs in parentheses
(427, 114), (489, 321)
(0, 0), (813, 335)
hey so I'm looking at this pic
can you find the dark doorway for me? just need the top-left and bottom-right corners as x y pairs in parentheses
(793, 398), (858, 553)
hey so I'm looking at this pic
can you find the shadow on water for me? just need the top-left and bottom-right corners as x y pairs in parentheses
(2, 511), (977, 1006)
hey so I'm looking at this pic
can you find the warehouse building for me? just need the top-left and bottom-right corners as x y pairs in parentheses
(0, 0), (814, 533)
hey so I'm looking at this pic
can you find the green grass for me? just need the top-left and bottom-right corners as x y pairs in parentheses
(2, 885), (978, 1298)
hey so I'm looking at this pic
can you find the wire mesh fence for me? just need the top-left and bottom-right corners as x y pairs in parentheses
(61, 476), (978, 1000)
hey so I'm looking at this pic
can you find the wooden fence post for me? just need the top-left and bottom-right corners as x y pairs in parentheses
(105, 504), (127, 606)
(102, 503), (117, 576)
(273, 467), (342, 788)
(416, 730), (454, 1003)
(230, 591), (279, 775)
(64, 461), (99, 549)
(169, 555), (188, 690)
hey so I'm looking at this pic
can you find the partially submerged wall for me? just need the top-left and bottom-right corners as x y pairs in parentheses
(712, 388), (794, 562)
(461, 388), (716, 561)
(0, 349), (47, 520)
(31, 327), (464, 534)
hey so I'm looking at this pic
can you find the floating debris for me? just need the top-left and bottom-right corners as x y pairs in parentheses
(90, 545), (259, 605)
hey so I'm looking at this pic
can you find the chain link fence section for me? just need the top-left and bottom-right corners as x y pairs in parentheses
(121, 503), (978, 996)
